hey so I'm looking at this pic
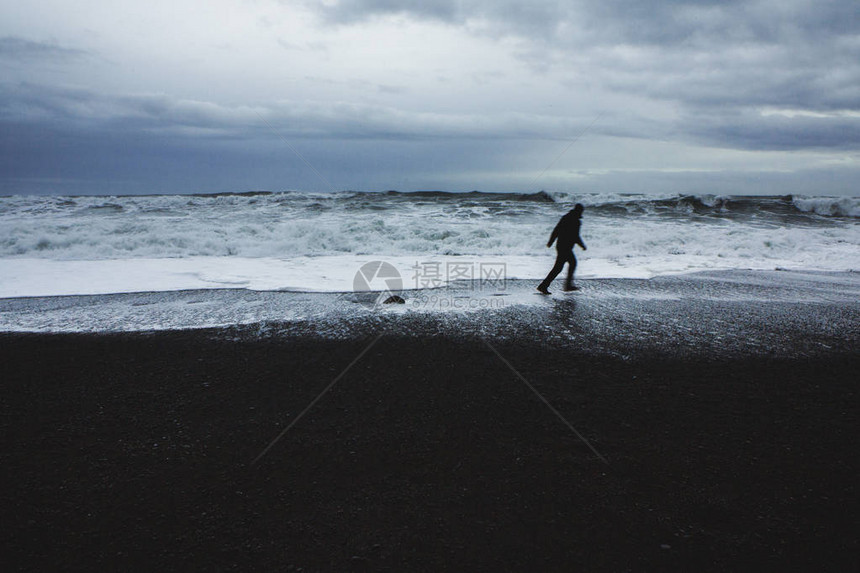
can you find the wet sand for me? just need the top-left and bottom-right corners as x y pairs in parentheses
(1, 272), (858, 571)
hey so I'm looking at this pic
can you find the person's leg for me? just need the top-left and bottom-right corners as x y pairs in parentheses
(564, 252), (577, 290)
(538, 251), (566, 292)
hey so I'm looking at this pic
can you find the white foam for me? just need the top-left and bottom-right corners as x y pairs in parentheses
(2, 243), (858, 299)
(1, 193), (858, 297)
(792, 196), (860, 217)
(0, 256), (541, 298)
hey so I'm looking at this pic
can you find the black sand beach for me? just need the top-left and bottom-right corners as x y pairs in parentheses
(2, 272), (858, 571)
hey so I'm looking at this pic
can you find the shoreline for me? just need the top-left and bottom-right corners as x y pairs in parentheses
(2, 270), (859, 347)
(2, 269), (858, 570)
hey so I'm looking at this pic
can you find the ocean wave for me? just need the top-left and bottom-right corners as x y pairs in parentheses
(550, 193), (860, 220)
(381, 190), (556, 203)
(792, 196), (860, 218)
(0, 192), (857, 278)
(6, 190), (857, 218)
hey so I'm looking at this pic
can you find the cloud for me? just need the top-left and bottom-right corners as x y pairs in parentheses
(306, 0), (860, 150)
(684, 109), (860, 150)
(310, 0), (854, 46)
(0, 82), (607, 142)
(3, 73), (857, 179)
(313, 0), (460, 24)
(1, 1), (858, 194)
(0, 36), (87, 61)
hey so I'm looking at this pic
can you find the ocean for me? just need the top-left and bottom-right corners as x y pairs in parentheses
(1, 191), (857, 300)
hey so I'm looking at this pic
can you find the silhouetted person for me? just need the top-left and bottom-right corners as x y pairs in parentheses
(537, 203), (586, 294)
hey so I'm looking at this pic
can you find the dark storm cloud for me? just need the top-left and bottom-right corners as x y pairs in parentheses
(0, 82), (596, 142)
(312, 0), (854, 46)
(0, 37), (87, 61)
(685, 111), (860, 150)
(309, 0), (860, 150)
(0, 81), (595, 194)
(312, 0), (572, 43)
(2, 1), (858, 195)
(1, 105), (537, 195)
(313, 0), (753, 42)
(6, 2), (857, 151)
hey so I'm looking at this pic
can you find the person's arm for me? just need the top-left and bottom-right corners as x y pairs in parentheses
(577, 237), (587, 250)
(547, 224), (559, 248)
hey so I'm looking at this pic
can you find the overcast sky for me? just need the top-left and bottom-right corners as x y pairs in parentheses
(1, 0), (858, 196)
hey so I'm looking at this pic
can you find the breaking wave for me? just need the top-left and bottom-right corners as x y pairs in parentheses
(0, 191), (857, 279)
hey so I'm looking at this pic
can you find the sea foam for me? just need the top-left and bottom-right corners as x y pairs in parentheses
(0, 192), (857, 297)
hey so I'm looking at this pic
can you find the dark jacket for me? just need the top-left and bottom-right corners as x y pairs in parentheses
(548, 212), (586, 251)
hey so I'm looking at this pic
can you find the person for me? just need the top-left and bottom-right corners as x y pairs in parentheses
(537, 203), (587, 294)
